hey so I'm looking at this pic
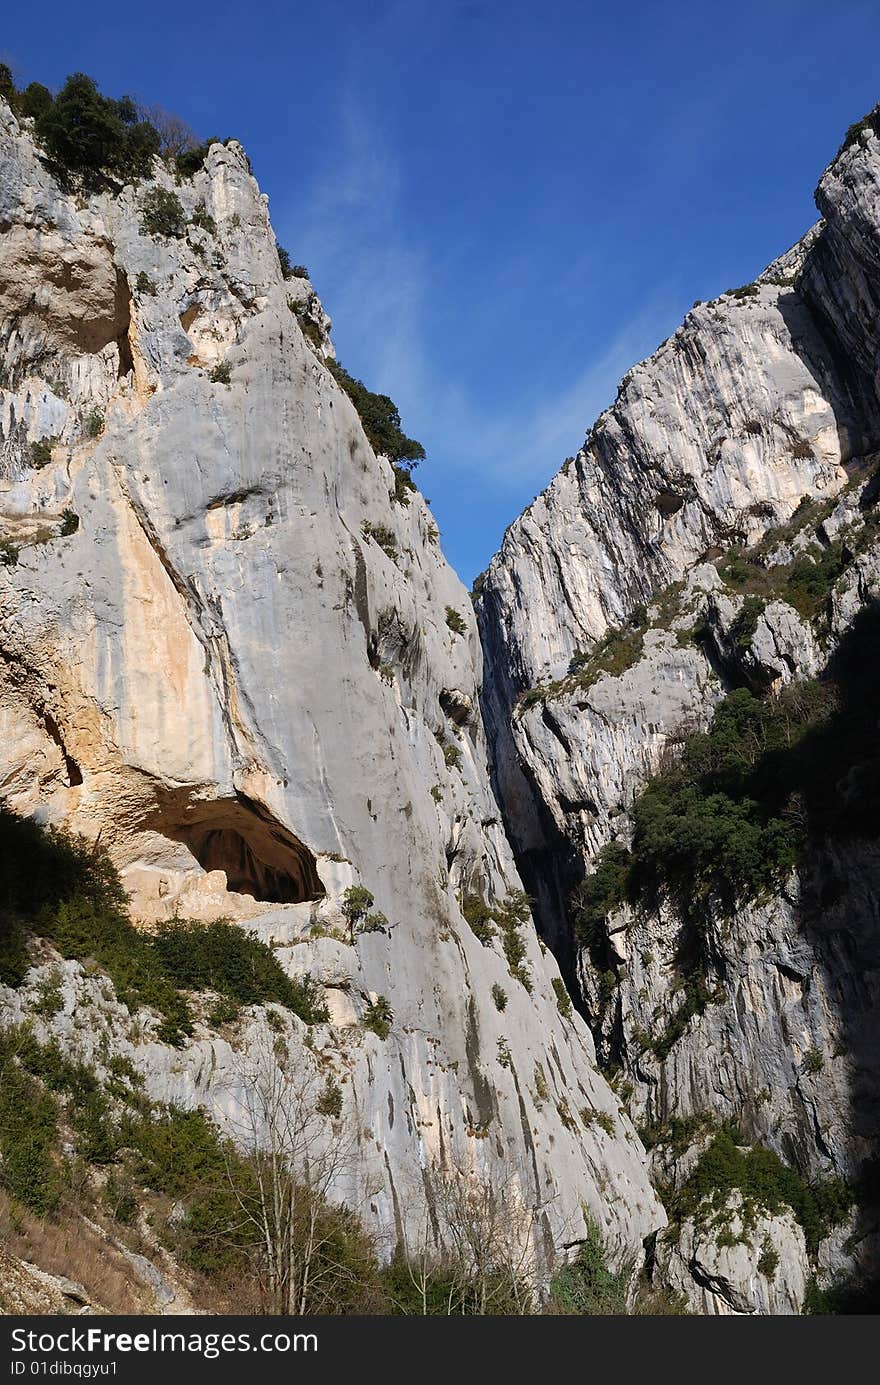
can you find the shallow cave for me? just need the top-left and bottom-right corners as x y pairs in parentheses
(147, 790), (325, 905)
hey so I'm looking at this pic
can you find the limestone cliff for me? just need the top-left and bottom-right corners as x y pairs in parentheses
(478, 116), (880, 1311)
(0, 96), (663, 1282)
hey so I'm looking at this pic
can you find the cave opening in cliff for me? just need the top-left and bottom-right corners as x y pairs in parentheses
(149, 791), (325, 904)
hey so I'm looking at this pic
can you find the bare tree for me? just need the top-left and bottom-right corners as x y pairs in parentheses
(432, 1161), (539, 1313)
(138, 102), (200, 159)
(389, 1159), (542, 1314)
(222, 1034), (367, 1314)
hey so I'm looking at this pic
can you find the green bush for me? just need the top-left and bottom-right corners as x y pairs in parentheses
(803, 1047), (825, 1075)
(150, 918), (328, 1024)
(209, 361), (231, 385)
(597, 969), (617, 1003)
(341, 885), (374, 939)
(460, 891), (532, 989)
(33, 973), (64, 1016)
(839, 108), (880, 156)
(363, 995), (393, 1039)
(13, 81), (54, 124)
(461, 894), (496, 944)
(719, 536), (848, 625)
(0, 1016), (387, 1307)
(122, 1106), (257, 1276)
(392, 464), (418, 506)
(445, 606), (467, 636)
(0, 809), (327, 1039)
(552, 975), (573, 1020)
(28, 73), (160, 190)
(638, 1113), (711, 1157)
(566, 621), (646, 688)
(328, 361), (425, 469)
(30, 438), (53, 467)
(729, 595), (765, 650)
(174, 141), (214, 178)
(572, 841), (631, 946)
(316, 1075), (343, 1119)
(549, 1220), (627, 1314)
(135, 270), (156, 295)
(671, 1125), (852, 1254)
(140, 187), (187, 239)
(571, 621), (880, 955)
(290, 299), (324, 350)
(0, 1033), (63, 1215)
(74, 1087), (118, 1164)
(494, 891), (533, 992)
(85, 409), (104, 438)
(361, 910), (389, 934)
(190, 201), (217, 236)
(361, 520), (397, 559)
(757, 1239), (779, 1278)
(127, 1105), (232, 1197)
(4, 69), (209, 189)
(784, 542), (848, 620)
(104, 1170), (138, 1225)
(492, 983), (508, 1012)
(60, 509), (79, 536)
(206, 995), (240, 1028)
(442, 739), (463, 772)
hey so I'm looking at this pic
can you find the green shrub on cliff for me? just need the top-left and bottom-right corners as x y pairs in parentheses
(35, 73), (160, 189)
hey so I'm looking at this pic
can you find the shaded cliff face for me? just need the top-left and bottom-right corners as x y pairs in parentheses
(0, 100), (663, 1268)
(478, 121), (880, 1309)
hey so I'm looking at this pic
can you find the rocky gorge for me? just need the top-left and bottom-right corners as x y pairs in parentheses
(0, 76), (878, 1315)
(477, 110), (880, 1311)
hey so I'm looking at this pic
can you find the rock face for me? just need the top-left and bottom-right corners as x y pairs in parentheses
(655, 1194), (809, 1316)
(478, 118), (880, 1310)
(0, 99), (664, 1272)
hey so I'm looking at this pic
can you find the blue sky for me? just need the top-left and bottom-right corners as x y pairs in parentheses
(4, 1), (880, 582)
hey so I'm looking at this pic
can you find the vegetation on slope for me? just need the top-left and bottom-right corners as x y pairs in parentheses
(666, 1124), (852, 1255)
(573, 603), (880, 945)
(0, 1016), (681, 1315)
(327, 360), (425, 504)
(0, 1024), (381, 1312)
(461, 889), (533, 990)
(0, 810), (327, 1042)
(0, 67), (214, 189)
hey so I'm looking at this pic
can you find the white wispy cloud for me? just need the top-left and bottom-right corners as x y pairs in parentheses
(279, 91), (681, 523)
(427, 298), (679, 491)
(285, 96), (429, 398)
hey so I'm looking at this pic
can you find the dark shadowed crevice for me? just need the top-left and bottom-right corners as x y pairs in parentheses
(145, 788), (325, 904)
(41, 712), (83, 786)
(115, 270), (133, 378)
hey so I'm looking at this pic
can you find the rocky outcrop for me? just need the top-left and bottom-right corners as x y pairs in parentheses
(655, 1194), (809, 1316)
(0, 99), (664, 1274)
(478, 118), (880, 1310)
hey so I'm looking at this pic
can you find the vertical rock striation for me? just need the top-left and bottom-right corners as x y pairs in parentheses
(478, 116), (880, 1309)
(0, 98), (665, 1272)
